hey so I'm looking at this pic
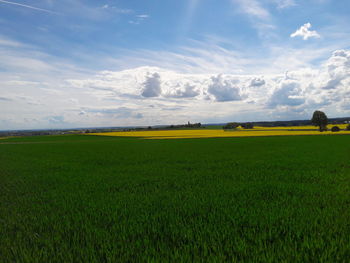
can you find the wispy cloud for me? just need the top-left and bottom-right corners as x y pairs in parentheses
(231, 0), (275, 40)
(101, 4), (133, 14)
(0, 0), (59, 15)
(129, 14), (150, 25)
(0, 36), (22, 47)
(137, 14), (150, 19)
(273, 0), (296, 9)
(232, 0), (270, 20)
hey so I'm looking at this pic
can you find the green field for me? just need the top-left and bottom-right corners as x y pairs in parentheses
(1, 135), (350, 262)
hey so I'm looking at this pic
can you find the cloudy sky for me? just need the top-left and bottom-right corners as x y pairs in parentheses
(1, 0), (350, 130)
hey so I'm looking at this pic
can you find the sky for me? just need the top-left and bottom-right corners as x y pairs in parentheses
(0, 0), (350, 130)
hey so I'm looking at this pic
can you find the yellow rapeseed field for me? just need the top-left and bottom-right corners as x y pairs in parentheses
(90, 124), (350, 139)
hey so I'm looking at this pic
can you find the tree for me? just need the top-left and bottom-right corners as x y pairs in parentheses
(331, 126), (340, 132)
(241, 122), (254, 129)
(311, 110), (328, 132)
(223, 122), (239, 130)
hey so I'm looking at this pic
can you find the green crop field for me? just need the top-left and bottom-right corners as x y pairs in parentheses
(1, 134), (350, 262)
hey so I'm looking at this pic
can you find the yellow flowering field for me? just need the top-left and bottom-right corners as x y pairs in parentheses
(91, 125), (350, 139)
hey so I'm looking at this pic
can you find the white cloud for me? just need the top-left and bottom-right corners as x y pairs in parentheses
(165, 83), (200, 98)
(232, 0), (270, 20)
(141, 73), (162, 97)
(250, 77), (265, 87)
(268, 80), (305, 107)
(321, 49), (350, 90)
(231, 0), (277, 40)
(2, 49), (350, 129)
(1, 34), (350, 129)
(273, 0), (296, 9)
(207, 75), (242, 102)
(290, 23), (320, 40)
(101, 4), (133, 14)
(81, 107), (143, 119)
(108, 39), (337, 76)
(129, 14), (150, 25)
(137, 14), (149, 19)
(0, 36), (23, 47)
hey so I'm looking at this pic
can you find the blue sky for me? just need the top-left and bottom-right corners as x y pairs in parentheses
(1, 0), (350, 129)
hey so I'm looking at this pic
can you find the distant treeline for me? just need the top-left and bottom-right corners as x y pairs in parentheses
(121, 122), (202, 132)
(0, 130), (72, 137)
(221, 117), (350, 130)
(167, 122), (202, 129)
(245, 117), (350, 127)
(223, 122), (254, 129)
(1, 117), (350, 137)
(0, 128), (120, 137)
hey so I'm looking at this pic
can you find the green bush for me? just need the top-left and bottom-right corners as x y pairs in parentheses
(331, 126), (340, 132)
(223, 122), (239, 129)
(241, 122), (254, 129)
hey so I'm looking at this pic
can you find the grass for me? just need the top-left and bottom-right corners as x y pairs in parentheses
(1, 134), (350, 262)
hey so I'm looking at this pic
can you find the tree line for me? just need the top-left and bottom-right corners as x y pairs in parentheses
(223, 110), (350, 132)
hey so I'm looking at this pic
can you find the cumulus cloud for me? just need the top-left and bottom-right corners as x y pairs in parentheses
(290, 23), (320, 40)
(141, 73), (162, 97)
(166, 83), (200, 98)
(64, 49), (350, 118)
(250, 77), (265, 87)
(2, 44), (350, 129)
(268, 80), (305, 107)
(340, 98), (350, 110)
(322, 78), (342, 90)
(208, 75), (242, 102)
(320, 50), (350, 90)
(332, 50), (349, 58)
